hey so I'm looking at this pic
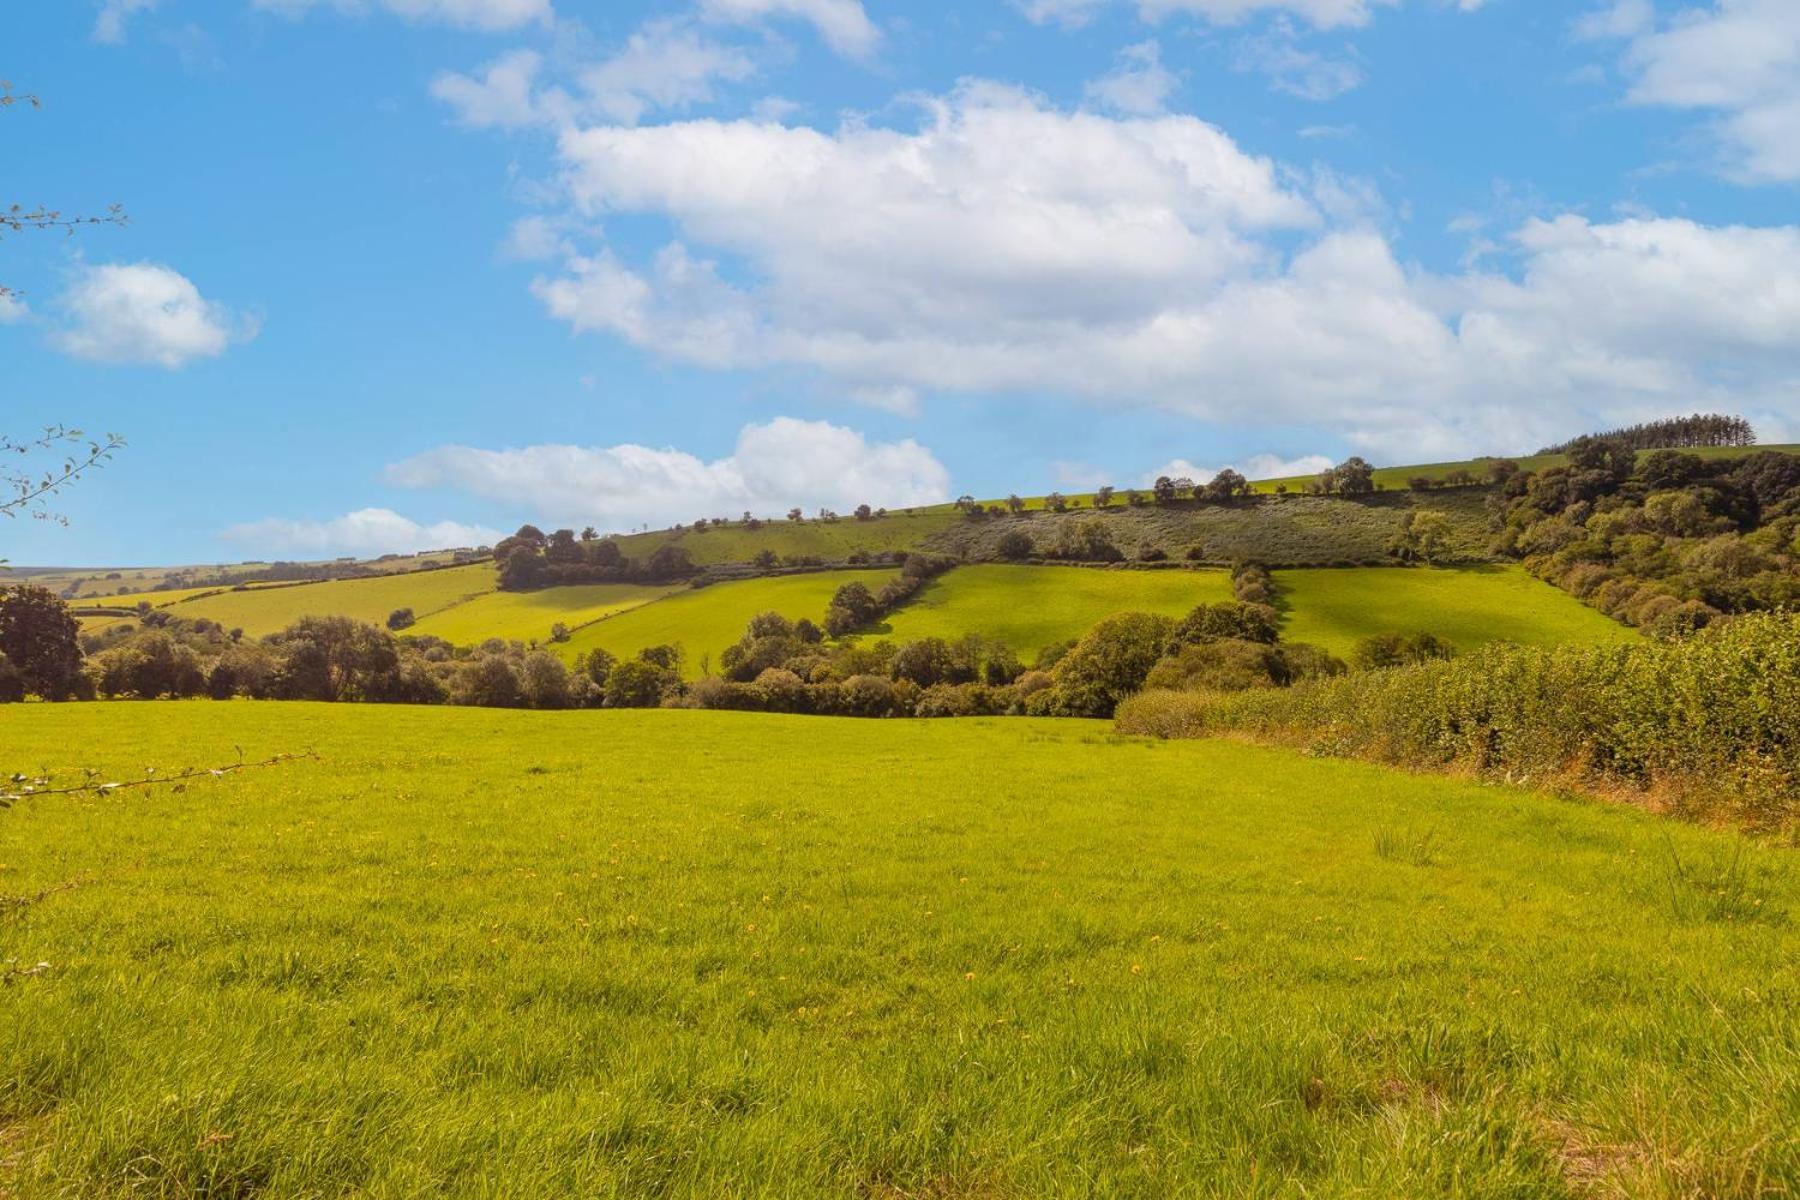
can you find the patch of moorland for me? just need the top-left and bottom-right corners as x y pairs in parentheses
(0, 703), (1793, 1197)
(922, 490), (1495, 566)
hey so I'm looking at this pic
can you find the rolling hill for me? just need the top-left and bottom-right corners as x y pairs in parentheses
(873, 564), (1236, 660)
(1272, 565), (1641, 658)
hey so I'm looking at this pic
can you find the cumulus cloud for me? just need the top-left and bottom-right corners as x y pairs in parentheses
(1085, 41), (1180, 115)
(1583, 0), (1800, 183)
(1145, 452), (1335, 484)
(699, 0), (881, 58)
(53, 262), (254, 368)
(0, 292), (27, 325)
(221, 508), (505, 557)
(385, 417), (952, 528)
(252, 0), (551, 31)
(517, 81), (1800, 457)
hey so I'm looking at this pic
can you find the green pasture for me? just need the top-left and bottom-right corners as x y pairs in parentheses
(556, 569), (898, 676)
(146, 563), (497, 638)
(874, 564), (1234, 660)
(1273, 565), (1641, 658)
(407, 582), (677, 647)
(0, 703), (1793, 1197)
(613, 512), (956, 567)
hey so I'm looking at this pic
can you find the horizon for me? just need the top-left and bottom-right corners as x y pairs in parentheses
(7, 0), (1800, 565)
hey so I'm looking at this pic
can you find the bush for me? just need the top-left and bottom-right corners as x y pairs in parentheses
(605, 660), (675, 708)
(1351, 632), (1456, 671)
(387, 608), (416, 631)
(1129, 612), (1800, 832)
(997, 530), (1034, 560)
(1047, 611), (1175, 718)
(1169, 601), (1280, 648)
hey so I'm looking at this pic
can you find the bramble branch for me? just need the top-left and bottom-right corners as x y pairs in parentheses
(1, 750), (320, 808)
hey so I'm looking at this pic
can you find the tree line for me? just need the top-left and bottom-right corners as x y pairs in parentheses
(1537, 413), (1756, 455)
(1490, 443), (1800, 635)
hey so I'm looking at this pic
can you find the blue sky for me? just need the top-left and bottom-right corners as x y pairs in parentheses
(5, 0), (1798, 565)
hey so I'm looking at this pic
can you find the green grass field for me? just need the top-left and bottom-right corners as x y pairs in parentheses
(0, 703), (1793, 1197)
(407, 582), (677, 647)
(1274, 565), (1641, 657)
(556, 569), (898, 676)
(143, 563), (499, 638)
(875, 565), (1235, 660)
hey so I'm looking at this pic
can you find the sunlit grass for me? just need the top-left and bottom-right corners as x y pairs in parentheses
(407, 582), (676, 647)
(556, 569), (897, 676)
(0, 703), (1793, 1197)
(874, 564), (1234, 660)
(1273, 564), (1640, 657)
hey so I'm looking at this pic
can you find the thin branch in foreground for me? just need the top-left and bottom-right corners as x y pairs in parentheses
(1, 750), (320, 808)
(1, 427), (127, 523)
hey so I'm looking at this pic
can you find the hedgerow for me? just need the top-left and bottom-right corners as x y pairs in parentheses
(1117, 612), (1800, 832)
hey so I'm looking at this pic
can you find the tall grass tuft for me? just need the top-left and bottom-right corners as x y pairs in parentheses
(1116, 611), (1800, 832)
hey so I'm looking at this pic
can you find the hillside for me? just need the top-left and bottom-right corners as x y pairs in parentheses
(874, 564), (1236, 659)
(2, 703), (1791, 1195)
(1274, 565), (1640, 657)
(554, 568), (901, 676)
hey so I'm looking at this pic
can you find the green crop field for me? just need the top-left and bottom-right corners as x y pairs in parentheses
(407, 582), (678, 647)
(1, 703), (1793, 1197)
(145, 563), (498, 638)
(1274, 565), (1642, 657)
(556, 569), (898, 676)
(875, 565), (1235, 660)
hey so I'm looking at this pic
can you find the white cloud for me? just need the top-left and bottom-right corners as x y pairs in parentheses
(1586, 0), (1800, 183)
(385, 417), (952, 528)
(699, 0), (881, 58)
(1020, 0), (1397, 31)
(579, 20), (758, 125)
(431, 48), (544, 129)
(432, 23), (757, 130)
(52, 262), (254, 368)
(1145, 452), (1335, 484)
(93, 0), (159, 43)
(221, 508), (505, 557)
(0, 292), (27, 325)
(251, 0), (551, 32)
(1085, 41), (1180, 115)
(514, 81), (1800, 458)
(1234, 22), (1363, 99)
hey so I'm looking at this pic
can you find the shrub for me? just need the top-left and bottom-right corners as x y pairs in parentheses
(387, 608), (416, 631)
(605, 660), (675, 708)
(1169, 601), (1279, 648)
(1350, 632), (1456, 671)
(1047, 611), (1175, 718)
(1126, 612), (1800, 832)
(997, 530), (1034, 560)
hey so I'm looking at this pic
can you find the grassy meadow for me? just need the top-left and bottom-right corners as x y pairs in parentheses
(556, 569), (899, 676)
(0, 703), (1794, 1197)
(407, 582), (677, 646)
(1273, 565), (1640, 658)
(121, 564), (498, 639)
(875, 565), (1235, 660)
